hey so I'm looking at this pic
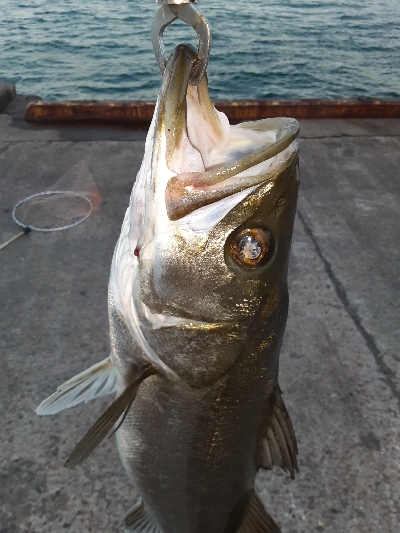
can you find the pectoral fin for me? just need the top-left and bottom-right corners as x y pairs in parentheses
(124, 498), (162, 533)
(259, 387), (298, 479)
(65, 365), (155, 468)
(36, 356), (118, 415)
(236, 492), (281, 533)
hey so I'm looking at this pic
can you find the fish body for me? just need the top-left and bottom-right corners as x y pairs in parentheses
(38, 44), (300, 533)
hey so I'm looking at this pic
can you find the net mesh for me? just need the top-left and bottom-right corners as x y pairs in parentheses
(12, 162), (101, 231)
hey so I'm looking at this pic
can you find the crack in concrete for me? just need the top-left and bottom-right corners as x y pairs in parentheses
(297, 209), (400, 406)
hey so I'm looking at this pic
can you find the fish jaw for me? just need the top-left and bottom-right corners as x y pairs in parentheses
(141, 301), (228, 330)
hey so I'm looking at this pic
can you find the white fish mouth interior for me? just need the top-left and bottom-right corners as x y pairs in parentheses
(172, 142), (296, 235)
(142, 302), (220, 330)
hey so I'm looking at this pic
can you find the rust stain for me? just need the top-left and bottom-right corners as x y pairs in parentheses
(25, 98), (400, 125)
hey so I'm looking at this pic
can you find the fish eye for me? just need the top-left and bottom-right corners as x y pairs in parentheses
(229, 228), (274, 270)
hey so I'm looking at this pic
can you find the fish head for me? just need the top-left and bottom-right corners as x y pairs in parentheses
(130, 44), (299, 387)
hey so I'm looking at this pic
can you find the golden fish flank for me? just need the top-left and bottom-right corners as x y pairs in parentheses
(37, 43), (300, 533)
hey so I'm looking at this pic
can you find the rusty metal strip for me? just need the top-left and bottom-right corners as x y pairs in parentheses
(25, 99), (400, 123)
(25, 101), (156, 123)
(216, 99), (400, 120)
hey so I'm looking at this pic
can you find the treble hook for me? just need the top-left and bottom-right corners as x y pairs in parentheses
(151, 0), (211, 86)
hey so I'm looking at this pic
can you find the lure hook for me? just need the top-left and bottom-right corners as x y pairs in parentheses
(151, 0), (211, 85)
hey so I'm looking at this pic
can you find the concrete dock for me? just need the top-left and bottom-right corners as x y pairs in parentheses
(1, 97), (399, 533)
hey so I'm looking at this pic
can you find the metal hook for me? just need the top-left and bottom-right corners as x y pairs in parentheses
(151, 3), (211, 86)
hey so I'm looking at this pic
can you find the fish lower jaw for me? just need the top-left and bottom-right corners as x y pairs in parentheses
(141, 302), (226, 331)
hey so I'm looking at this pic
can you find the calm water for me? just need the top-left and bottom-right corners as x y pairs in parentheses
(1, 0), (399, 100)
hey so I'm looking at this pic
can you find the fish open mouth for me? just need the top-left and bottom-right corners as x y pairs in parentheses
(142, 302), (226, 331)
(160, 44), (299, 222)
(130, 43), (299, 252)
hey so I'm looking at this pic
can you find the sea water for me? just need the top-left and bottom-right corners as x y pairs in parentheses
(1, 0), (399, 100)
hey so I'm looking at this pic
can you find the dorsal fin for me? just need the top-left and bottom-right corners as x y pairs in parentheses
(259, 387), (298, 479)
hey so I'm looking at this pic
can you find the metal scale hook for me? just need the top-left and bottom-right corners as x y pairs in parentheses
(151, 0), (211, 85)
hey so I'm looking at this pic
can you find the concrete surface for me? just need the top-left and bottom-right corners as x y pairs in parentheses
(1, 97), (399, 533)
(0, 84), (16, 115)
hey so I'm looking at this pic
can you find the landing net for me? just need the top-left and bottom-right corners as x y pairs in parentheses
(11, 162), (101, 232)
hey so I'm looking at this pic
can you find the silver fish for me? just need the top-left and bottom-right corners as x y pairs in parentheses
(37, 44), (300, 533)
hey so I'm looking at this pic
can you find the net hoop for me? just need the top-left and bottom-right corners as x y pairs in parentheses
(12, 190), (94, 232)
